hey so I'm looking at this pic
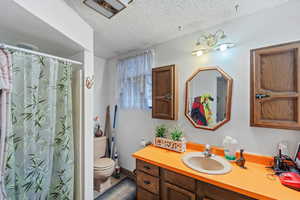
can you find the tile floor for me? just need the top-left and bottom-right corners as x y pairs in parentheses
(94, 173), (127, 199)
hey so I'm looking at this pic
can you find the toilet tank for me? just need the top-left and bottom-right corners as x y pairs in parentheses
(94, 136), (107, 159)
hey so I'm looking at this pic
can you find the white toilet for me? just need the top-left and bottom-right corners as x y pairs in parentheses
(94, 136), (115, 192)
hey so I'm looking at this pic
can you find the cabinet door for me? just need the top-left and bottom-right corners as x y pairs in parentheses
(197, 181), (256, 200)
(136, 171), (159, 195)
(137, 187), (159, 200)
(161, 168), (196, 192)
(250, 41), (300, 130)
(162, 182), (196, 200)
(152, 65), (178, 120)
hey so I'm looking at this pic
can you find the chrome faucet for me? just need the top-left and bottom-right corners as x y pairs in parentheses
(203, 144), (212, 158)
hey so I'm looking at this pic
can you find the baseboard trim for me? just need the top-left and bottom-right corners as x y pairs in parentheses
(121, 167), (136, 181)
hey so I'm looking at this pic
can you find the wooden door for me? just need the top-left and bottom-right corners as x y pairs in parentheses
(250, 41), (300, 130)
(152, 65), (178, 120)
(161, 182), (196, 200)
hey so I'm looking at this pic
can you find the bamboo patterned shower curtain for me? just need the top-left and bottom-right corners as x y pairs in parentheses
(1, 50), (74, 200)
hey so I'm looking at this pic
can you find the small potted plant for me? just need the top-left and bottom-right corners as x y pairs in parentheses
(154, 124), (167, 149)
(170, 127), (183, 141)
(155, 124), (167, 138)
(154, 125), (186, 153)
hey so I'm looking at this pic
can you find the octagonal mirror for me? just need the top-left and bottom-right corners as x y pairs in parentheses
(185, 67), (233, 131)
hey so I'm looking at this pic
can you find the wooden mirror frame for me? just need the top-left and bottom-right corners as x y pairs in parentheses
(185, 66), (233, 131)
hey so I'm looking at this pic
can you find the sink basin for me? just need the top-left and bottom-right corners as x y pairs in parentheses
(182, 152), (232, 175)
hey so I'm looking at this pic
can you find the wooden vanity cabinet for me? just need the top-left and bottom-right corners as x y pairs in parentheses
(136, 159), (256, 200)
(136, 160), (160, 200)
(152, 65), (178, 120)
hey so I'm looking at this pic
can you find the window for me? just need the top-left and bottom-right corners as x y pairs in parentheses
(117, 50), (154, 109)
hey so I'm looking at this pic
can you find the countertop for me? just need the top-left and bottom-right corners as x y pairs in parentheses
(132, 144), (300, 200)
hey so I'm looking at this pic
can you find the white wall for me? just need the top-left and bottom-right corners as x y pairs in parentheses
(12, 1), (95, 199)
(103, 0), (300, 171)
(72, 53), (107, 126)
(94, 56), (108, 127)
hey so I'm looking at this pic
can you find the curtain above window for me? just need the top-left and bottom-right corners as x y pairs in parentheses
(117, 50), (154, 109)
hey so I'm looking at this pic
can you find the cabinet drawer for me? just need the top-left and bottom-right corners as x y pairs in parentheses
(137, 171), (159, 194)
(161, 168), (196, 192)
(162, 182), (196, 200)
(137, 160), (159, 177)
(197, 181), (256, 200)
(137, 187), (159, 200)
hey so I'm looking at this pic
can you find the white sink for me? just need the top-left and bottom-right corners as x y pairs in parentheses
(182, 152), (232, 175)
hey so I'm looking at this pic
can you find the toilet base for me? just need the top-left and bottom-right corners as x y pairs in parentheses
(94, 177), (112, 192)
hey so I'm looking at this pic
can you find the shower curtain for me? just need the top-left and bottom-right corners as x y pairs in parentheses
(2, 51), (74, 200)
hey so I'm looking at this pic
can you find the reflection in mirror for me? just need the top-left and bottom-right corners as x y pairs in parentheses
(185, 67), (233, 131)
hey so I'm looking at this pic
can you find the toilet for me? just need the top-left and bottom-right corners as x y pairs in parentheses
(94, 136), (115, 192)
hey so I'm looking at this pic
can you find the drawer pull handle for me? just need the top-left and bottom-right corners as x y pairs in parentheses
(144, 180), (151, 185)
(143, 166), (150, 170)
(255, 94), (270, 99)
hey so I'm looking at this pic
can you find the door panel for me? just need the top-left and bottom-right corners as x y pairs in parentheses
(251, 41), (300, 130)
(155, 70), (171, 96)
(261, 98), (297, 121)
(260, 50), (297, 92)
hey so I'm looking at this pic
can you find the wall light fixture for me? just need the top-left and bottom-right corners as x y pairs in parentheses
(192, 30), (234, 56)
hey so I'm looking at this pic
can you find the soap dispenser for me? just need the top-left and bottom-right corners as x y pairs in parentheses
(222, 136), (238, 161)
(236, 149), (246, 169)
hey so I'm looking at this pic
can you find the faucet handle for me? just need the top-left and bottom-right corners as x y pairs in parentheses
(205, 144), (211, 150)
(204, 144), (213, 158)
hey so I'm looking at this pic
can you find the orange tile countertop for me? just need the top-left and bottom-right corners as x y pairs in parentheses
(132, 143), (300, 200)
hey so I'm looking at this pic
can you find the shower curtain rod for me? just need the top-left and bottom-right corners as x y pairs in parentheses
(0, 43), (82, 65)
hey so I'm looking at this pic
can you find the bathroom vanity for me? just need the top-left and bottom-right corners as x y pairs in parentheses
(136, 159), (254, 200)
(133, 144), (300, 200)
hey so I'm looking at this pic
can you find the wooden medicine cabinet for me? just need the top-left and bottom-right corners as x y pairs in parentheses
(250, 41), (300, 130)
(152, 65), (178, 120)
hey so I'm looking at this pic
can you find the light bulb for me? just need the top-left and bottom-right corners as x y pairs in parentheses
(196, 50), (203, 56)
(219, 44), (228, 51)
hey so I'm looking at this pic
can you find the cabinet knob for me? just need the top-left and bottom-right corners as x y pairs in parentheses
(144, 180), (151, 185)
(164, 93), (172, 100)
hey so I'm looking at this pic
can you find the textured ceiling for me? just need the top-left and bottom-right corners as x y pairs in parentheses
(0, 0), (82, 58)
(65, 0), (289, 59)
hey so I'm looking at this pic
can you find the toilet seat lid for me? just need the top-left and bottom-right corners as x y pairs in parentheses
(94, 158), (114, 169)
